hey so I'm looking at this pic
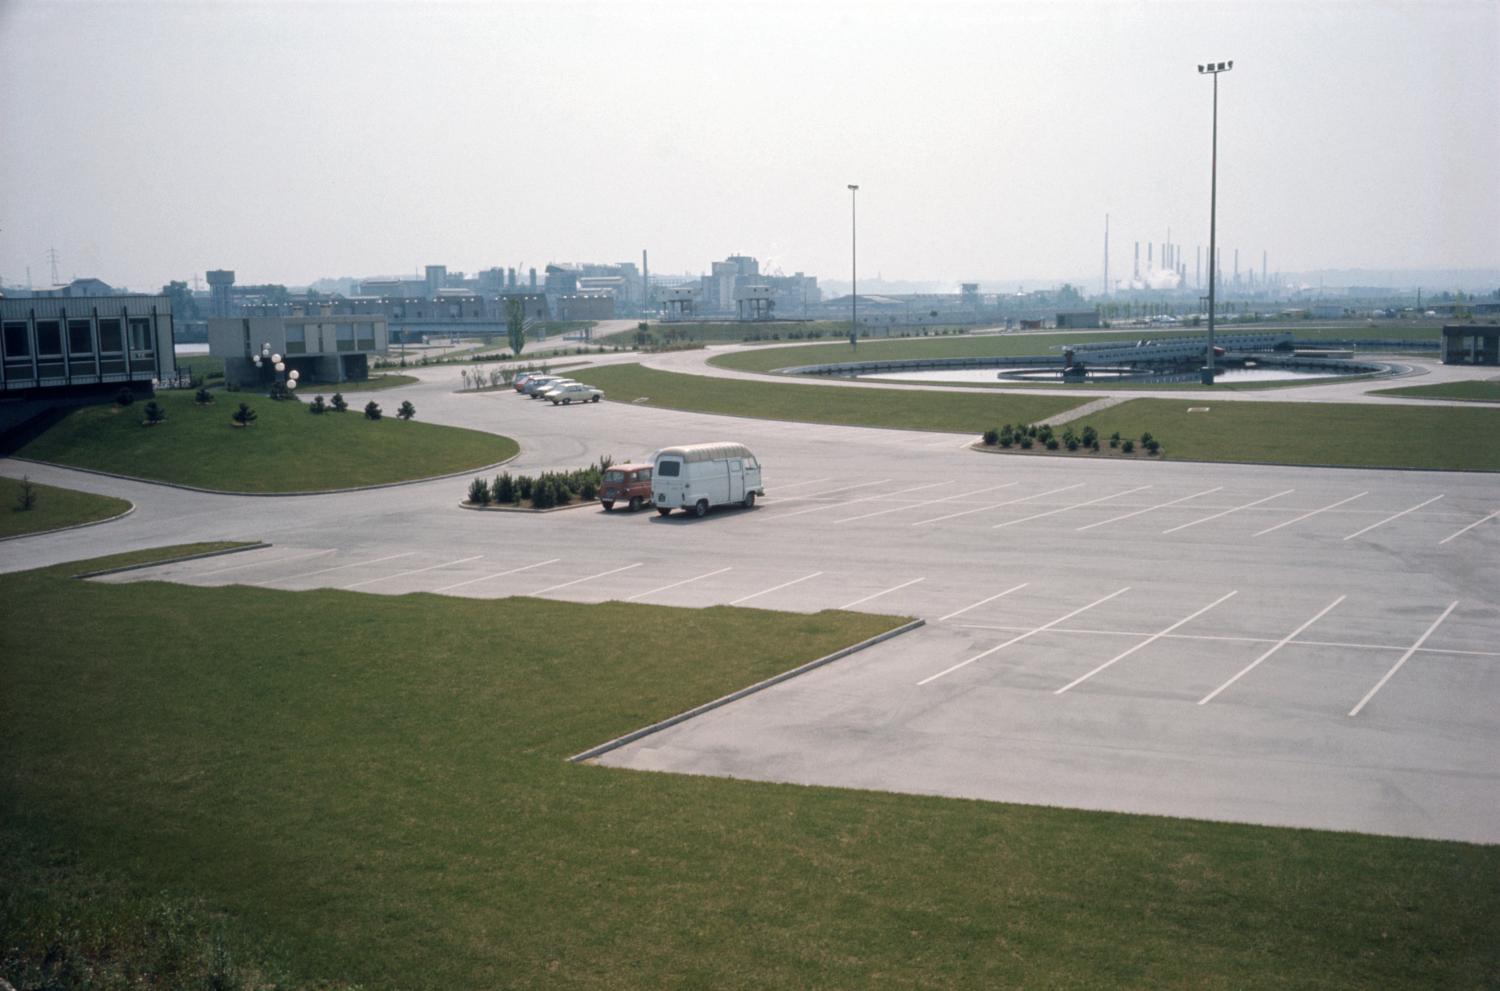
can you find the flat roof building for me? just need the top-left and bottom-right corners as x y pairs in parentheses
(1, 295), (176, 398)
(209, 315), (388, 388)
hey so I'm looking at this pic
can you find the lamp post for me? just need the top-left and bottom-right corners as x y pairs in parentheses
(847, 183), (859, 348)
(1198, 59), (1232, 385)
(250, 341), (299, 397)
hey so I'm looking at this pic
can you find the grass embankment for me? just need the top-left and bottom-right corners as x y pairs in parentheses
(3, 549), (1497, 988)
(575, 363), (1081, 431)
(1369, 380), (1500, 403)
(1078, 399), (1500, 471)
(14, 391), (517, 493)
(1, 477), (131, 538)
(711, 325), (1444, 376)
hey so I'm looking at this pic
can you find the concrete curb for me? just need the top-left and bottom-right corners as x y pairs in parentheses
(967, 442), (1500, 474)
(71, 541), (271, 580)
(458, 499), (595, 514)
(8, 452), (519, 498)
(0, 503), (136, 544)
(567, 618), (926, 764)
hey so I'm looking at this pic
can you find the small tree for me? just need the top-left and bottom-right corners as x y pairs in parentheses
(493, 472), (515, 503)
(1145, 438), (1161, 455)
(506, 297), (526, 357)
(467, 477), (491, 506)
(142, 401), (166, 426)
(194, 388), (214, 405)
(516, 474), (534, 501)
(982, 427), (1000, 446)
(363, 400), (382, 421)
(530, 475), (555, 509)
(15, 475), (37, 511)
(232, 402), (257, 426)
(1122, 438), (1135, 453)
(397, 400), (416, 421)
(308, 395), (327, 414)
(331, 393), (348, 413)
(115, 387), (135, 407)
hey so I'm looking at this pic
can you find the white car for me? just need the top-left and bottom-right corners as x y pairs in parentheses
(544, 382), (603, 405)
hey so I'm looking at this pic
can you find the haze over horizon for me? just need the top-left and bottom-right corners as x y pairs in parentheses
(2, 0), (1497, 293)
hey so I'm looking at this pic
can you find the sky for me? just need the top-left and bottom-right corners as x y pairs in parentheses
(1, 0), (1497, 292)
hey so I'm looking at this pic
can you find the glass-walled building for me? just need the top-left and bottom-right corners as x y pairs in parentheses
(0, 295), (176, 398)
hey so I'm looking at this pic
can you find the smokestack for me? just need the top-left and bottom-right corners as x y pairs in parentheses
(1134, 242), (1140, 280)
(1103, 214), (1110, 296)
(642, 248), (649, 308)
(1196, 246), (1201, 289)
(1148, 242), (1154, 270)
(1234, 248), (1240, 287)
(1262, 250), (1267, 288)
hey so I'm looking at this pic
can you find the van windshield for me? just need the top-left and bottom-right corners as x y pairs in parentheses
(657, 460), (681, 477)
(603, 470), (625, 482)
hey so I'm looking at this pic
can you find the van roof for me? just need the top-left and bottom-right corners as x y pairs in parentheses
(655, 442), (756, 464)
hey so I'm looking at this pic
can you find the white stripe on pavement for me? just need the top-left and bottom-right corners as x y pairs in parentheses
(1198, 596), (1345, 705)
(1437, 509), (1499, 546)
(912, 483), (1084, 527)
(196, 548), (335, 577)
(532, 562), (643, 596)
(730, 571), (823, 606)
(1348, 601), (1459, 717)
(835, 483), (1018, 524)
(838, 577), (925, 610)
(1054, 590), (1238, 694)
(937, 583), (1031, 622)
(993, 486), (1152, 530)
(777, 480), (949, 519)
(1163, 489), (1294, 534)
(433, 558), (560, 593)
(625, 567), (732, 602)
(1343, 494), (1444, 541)
(252, 551), (418, 586)
(342, 555), (483, 590)
(1075, 487), (1221, 532)
(1252, 491), (1368, 537)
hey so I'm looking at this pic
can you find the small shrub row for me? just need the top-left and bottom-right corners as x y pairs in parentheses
(983, 423), (1161, 457)
(466, 455), (612, 510)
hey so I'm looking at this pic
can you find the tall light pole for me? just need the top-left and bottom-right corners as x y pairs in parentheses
(847, 184), (859, 348)
(1198, 59), (1232, 385)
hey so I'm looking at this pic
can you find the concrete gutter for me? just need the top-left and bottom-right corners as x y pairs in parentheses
(568, 618), (925, 763)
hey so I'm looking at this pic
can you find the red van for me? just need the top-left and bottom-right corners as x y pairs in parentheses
(599, 463), (654, 511)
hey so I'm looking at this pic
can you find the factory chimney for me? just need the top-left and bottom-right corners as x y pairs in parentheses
(1103, 214), (1110, 296)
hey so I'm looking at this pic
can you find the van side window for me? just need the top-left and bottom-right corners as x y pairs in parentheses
(729, 459), (742, 472)
(639, 468), (652, 480)
(657, 461), (680, 477)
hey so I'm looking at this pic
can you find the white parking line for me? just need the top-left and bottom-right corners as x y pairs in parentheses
(195, 548), (335, 578)
(1054, 590), (1238, 694)
(1075, 487), (1221, 532)
(730, 571), (823, 606)
(342, 555), (483, 590)
(1343, 494), (1444, 541)
(1348, 601), (1459, 717)
(938, 582), (1030, 622)
(1252, 491), (1368, 537)
(993, 485), (1152, 530)
(433, 558), (560, 593)
(1197, 596), (1345, 705)
(777, 480), (950, 519)
(625, 567), (732, 602)
(1437, 509), (1499, 546)
(917, 587), (1131, 686)
(532, 562), (643, 596)
(1163, 489), (1295, 535)
(949, 623), (1500, 659)
(776, 478), (892, 503)
(835, 483), (1018, 524)
(838, 577), (925, 610)
(912, 483), (1084, 527)
(252, 551), (418, 586)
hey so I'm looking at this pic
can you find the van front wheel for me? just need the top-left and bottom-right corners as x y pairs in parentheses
(656, 507), (672, 517)
(742, 491), (756, 509)
(693, 499), (709, 518)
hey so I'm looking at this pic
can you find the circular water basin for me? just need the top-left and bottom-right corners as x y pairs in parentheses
(857, 365), (1377, 385)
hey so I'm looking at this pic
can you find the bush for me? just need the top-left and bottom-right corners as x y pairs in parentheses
(363, 400), (382, 421)
(231, 402), (257, 426)
(468, 477), (491, 505)
(1019, 435), (1034, 449)
(493, 472), (516, 504)
(1091, 439), (1101, 452)
(1122, 438), (1135, 453)
(1140, 431), (1154, 446)
(1109, 431), (1121, 449)
(516, 475), (534, 501)
(308, 395), (327, 414)
(982, 428), (1000, 446)
(579, 478), (597, 500)
(1081, 425), (1098, 447)
(397, 400), (416, 421)
(1145, 438), (1161, 455)
(115, 387), (135, 407)
(331, 392), (348, 413)
(142, 401), (166, 425)
(530, 476), (556, 509)
(1045, 437), (1060, 450)
(1065, 436), (1079, 451)
(15, 475), (36, 511)
(194, 388), (214, 405)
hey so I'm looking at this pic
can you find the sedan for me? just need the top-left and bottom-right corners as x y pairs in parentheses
(543, 382), (603, 405)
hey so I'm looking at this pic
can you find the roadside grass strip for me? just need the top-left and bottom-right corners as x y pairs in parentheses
(1367, 380), (1500, 403)
(0, 477), (132, 539)
(5, 548), (1499, 988)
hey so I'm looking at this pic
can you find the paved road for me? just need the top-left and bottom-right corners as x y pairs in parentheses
(4, 355), (1497, 843)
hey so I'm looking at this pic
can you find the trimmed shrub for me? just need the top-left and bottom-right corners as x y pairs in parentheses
(1145, 438), (1161, 455)
(1109, 431), (1121, 449)
(1140, 432), (1154, 446)
(15, 475), (37, 511)
(397, 400), (417, 421)
(363, 400), (382, 421)
(1122, 438), (1135, 453)
(142, 401), (166, 425)
(1081, 425), (1098, 447)
(493, 472), (515, 503)
(1065, 436), (1079, 451)
(331, 393), (348, 413)
(530, 476), (556, 509)
(115, 387), (135, 407)
(308, 395), (327, 414)
(1045, 437), (1060, 451)
(194, 388), (214, 405)
(231, 402), (257, 426)
(982, 428), (1000, 446)
(516, 475), (534, 501)
(1019, 435), (1034, 449)
(468, 477), (491, 505)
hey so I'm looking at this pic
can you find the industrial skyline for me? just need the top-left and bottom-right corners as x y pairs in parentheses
(1, 1), (1497, 292)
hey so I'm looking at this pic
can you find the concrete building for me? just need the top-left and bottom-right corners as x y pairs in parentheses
(1441, 324), (1500, 365)
(1, 295), (176, 398)
(209, 314), (388, 388)
(206, 269), (235, 318)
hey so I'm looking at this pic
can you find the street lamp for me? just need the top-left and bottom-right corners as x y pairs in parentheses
(1198, 59), (1232, 384)
(250, 342), (299, 396)
(847, 183), (859, 348)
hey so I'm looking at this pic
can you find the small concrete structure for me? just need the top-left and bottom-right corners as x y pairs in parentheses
(1441, 324), (1500, 365)
(209, 315), (388, 388)
(735, 285), (775, 321)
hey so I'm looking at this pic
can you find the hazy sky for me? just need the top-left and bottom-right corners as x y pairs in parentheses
(2, 0), (1496, 292)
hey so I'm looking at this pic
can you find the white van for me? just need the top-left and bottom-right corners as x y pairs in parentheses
(652, 442), (765, 517)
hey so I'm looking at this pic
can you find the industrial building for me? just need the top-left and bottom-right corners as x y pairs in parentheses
(1, 295), (176, 398)
(1441, 324), (1500, 365)
(208, 314), (388, 388)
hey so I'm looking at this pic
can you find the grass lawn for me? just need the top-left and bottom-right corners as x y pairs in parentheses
(1077, 398), (1500, 471)
(0, 477), (132, 538)
(312, 373), (421, 392)
(711, 324), (1444, 375)
(1368, 380), (1500, 403)
(574, 363), (1083, 432)
(2, 548), (1497, 989)
(13, 391), (518, 493)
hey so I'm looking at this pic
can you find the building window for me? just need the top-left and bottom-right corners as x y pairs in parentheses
(69, 319), (94, 355)
(3, 322), (29, 358)
(97, 319), (123, 353)
(285, 325), (307, 354)
(355, 322), (374, 349)
(128, 318), (153, 353)
(336, 325), (354, 352)
(35, 321), (62, 356)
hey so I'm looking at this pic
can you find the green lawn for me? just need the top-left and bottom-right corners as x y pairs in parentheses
(1076, 399), (1500, 471)
(316, 373), (421, 392)
(0, 477), (132, 538)
(711, 324), (1444, 375)
(574, 363), (1083, 431)
(1368, 380), (1500, 403)
(14, 391), (518, 493)
(2, 548), (1496, 989)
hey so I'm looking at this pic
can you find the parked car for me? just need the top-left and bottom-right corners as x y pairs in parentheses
(512, 371), (543, 392)
(522, 375), (567, 397)
(653, 442), (764, 517)
(599, 463), (653, 511)
(544, 382), (603, 405)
